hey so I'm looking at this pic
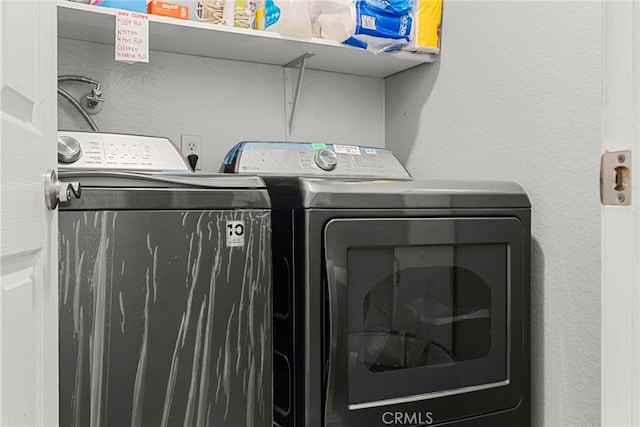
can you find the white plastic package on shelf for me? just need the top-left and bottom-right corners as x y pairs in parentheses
(263, 0), (313, 37)
(311, 0), (414, 53)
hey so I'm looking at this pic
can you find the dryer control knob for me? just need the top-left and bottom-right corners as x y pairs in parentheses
(314, 149), (338, 171)
(58, 135), (83, 164)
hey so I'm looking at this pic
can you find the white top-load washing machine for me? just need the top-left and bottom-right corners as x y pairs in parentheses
(221, 141), (531, 427)
(57, 131), (272, 427)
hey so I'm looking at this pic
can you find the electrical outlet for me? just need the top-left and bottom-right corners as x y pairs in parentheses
(181, 134), (202, 170)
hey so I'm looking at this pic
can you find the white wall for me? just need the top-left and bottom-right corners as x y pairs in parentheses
(58, 38), (385, 171)
(386, 1), (602, 426)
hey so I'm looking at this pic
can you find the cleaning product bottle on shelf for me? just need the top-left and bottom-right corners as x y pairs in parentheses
(253, 0), (265, 30)
(403, 0), (443, 54)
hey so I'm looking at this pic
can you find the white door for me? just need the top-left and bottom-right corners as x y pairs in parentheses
(0, 0), (59, 425)
(602, 1), (640, 426)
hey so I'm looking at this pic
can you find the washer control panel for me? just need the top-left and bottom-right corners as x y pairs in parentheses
(57, 131), (192, 173)
(222, 141), (411, 178)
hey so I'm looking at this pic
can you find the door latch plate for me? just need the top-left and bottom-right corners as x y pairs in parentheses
(601, 150), (631, 206)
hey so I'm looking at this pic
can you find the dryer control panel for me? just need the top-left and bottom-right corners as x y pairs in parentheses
(57, 131), (192, 173)
(221, 141), (412, 179)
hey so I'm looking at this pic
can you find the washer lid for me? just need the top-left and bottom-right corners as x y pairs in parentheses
(59, 171), (267, 189)
(267, 178), (530, 209)
(58, 171), (271, 210)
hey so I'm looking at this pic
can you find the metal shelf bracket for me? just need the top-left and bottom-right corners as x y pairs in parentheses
(284, 52), (315, 138)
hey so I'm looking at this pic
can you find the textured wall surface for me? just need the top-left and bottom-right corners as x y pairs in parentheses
(386, 2), (602, 426)
(58, 39), (385, 172)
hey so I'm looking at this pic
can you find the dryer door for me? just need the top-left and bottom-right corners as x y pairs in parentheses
(323, 217), (526, 426)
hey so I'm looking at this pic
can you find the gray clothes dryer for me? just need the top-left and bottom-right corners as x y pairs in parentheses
(57, 132), (272, 427)
(221, 142), (531, 427)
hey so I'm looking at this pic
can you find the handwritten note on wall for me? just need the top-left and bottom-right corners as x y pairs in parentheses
(115, 10), (149, 63)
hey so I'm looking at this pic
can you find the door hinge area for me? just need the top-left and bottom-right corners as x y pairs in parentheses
(601, 150), (631, 206)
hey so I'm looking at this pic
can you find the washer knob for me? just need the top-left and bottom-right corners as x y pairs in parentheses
(58, 136), (83, 164)
(314, 149), (338, 171)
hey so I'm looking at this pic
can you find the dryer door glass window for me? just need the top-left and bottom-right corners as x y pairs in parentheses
(323, 217), (524, 410)
(348, 244), (507, 404)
